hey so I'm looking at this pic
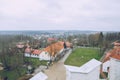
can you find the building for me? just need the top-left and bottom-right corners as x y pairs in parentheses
(39, 51), (51, 61)
(25, 49), (42, 58)
(29, 72), (48, 80)
(101, 41), (120, 79)
(109, 58), (120, 80)
(64, 59), (101, 80)
(25, 41), (71, 61)
(102, 60), (110, 72)
(42, 41), (64, 60)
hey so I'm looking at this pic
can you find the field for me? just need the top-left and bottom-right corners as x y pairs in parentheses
(65, 47), (101, 66)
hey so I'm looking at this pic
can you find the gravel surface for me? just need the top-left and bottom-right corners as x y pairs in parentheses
(44, 49), (72, 80)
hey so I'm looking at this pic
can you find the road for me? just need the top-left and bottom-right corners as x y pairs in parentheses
(44, 49), (72, 80)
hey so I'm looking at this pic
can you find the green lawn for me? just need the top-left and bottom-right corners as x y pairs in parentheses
(65, 47), (101, 66)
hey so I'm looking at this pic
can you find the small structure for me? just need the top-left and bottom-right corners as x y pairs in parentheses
(29, 72), (48, 80)
(109, 58), (120, 80)
(64, 59), (101, 80)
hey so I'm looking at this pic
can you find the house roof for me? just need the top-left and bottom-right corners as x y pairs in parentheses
(65, 59), (101, 73)
(29, 72), (48, 80)
(103, 47), (120, 62)
(43, 41), (72, 56)
(47, 38), (56, 41)
(32, 49), (42, 55)
(44, 41), (64, 56)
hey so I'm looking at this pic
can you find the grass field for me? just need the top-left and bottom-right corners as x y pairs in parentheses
(65, 47), (101, 66)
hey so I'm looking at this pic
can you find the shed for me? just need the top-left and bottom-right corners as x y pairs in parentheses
(29, 72), (48, 80)
(65, 59), (101, 80)
(109, 58), (120, 80)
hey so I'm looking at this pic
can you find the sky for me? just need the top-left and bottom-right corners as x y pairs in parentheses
(0, 0), (120, 31)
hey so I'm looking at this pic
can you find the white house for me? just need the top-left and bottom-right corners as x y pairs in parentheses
(64, 59), (101, 80)
(39, 51), (51, 61)
(29, 72), (48, 80)
(109, 58), (120, 80)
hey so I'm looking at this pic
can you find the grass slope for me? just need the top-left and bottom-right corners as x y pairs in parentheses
(65, 47), (101, 66)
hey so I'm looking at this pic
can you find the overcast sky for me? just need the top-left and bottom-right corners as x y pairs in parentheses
(0, 0), (120, 31)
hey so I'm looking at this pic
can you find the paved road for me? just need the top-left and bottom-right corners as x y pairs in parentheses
(44, 49), (72, 80)
(59, 49), (72, 63)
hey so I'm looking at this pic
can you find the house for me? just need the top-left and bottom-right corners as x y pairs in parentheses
(101, 41), (120, 79)
(109, 58), (120, 80)
(47, 38), (57, 43)
(42, 41), (64, 60)
(29, 72), (48, 80)
(64, 59), (101, 80)
(25, 41), (71, 60)
(25, 48), (42, 58)
(102, 47), (120, 73)
(102, 60), (110, 72)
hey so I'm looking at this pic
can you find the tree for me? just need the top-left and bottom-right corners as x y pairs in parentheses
(98, 32), (104, 56)
(98, 32), (104, 47)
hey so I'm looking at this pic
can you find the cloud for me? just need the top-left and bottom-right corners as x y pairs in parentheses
(0, 0), (120, 31)
(0, 0), (46, 18)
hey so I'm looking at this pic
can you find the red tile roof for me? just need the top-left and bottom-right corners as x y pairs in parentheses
(32, 49), (42, 55)
(47, 38), (56, 42)
(44, 41), (64, 56)
(103, 47), (120, 62)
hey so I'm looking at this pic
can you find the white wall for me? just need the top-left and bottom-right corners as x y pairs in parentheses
(67, 66), (100, 80)
(102, 61), (110, 72)
(25, 53), (39, 58)
(109, 58), (120, 80)
(39, 52), (50, 60)
(66, 69), (71, 80)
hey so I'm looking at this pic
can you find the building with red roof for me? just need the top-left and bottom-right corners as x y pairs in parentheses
(24, 48), (42, 58)
(101, 41), (120, 79)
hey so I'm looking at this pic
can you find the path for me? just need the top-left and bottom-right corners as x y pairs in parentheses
(59, 49), (72, 62)
(44, 49), (72, 80)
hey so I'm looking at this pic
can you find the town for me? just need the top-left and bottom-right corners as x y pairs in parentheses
(0, 31), (120, 80)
